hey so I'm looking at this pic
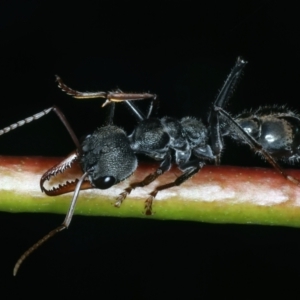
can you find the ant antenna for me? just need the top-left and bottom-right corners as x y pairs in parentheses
(13, 171), (89, 276)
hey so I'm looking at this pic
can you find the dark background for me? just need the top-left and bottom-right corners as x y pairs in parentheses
(1, 1), (300, 298)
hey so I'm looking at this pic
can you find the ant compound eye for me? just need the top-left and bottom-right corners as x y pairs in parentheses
(93, 176), (116, 189)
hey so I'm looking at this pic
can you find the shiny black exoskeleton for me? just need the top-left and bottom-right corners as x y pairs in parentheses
(231, 106), (300, 163)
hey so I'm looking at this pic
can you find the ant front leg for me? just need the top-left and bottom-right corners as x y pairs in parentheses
(144, 160), (205, 215)
(115, 152), (172, 207)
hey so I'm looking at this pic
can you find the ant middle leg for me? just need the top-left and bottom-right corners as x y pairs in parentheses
(56, 75), (157, 108)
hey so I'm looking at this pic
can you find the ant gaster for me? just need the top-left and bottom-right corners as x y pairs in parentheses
(2, 57), (299, 275)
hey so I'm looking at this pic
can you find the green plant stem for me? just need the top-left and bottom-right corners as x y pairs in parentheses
(1, 156), (300, 227)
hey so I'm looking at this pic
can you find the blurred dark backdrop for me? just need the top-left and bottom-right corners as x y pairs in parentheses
(1, 1), (300, 298)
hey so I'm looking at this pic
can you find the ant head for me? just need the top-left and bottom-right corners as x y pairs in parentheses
(80, 125), (138, 189)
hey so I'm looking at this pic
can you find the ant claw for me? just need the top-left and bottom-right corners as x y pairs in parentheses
(144, 196), (154, 215)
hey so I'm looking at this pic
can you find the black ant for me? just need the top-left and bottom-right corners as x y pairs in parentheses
(2, 57), (299, 275)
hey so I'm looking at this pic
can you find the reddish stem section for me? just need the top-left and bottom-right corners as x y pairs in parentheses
(1, 156), (300, 227)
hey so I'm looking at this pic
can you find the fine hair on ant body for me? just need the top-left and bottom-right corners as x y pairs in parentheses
(2, 57), (300, 275)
